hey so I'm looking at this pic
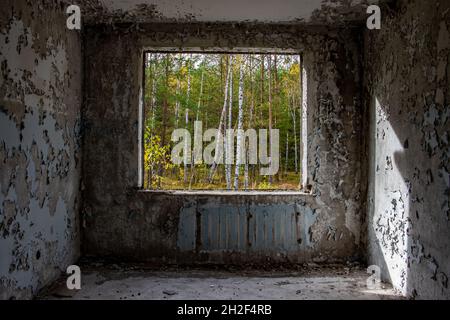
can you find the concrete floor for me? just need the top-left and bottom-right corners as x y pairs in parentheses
(38, 263), (404, 300)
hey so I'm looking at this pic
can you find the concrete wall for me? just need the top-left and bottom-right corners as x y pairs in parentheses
(0, 1), (82, 299)
(82, 0), (387, 25)
(82, 23), (364, 264)
(364, 0), (450, 299)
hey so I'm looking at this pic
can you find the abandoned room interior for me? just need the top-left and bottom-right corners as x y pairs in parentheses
(0, 0), (449, 301)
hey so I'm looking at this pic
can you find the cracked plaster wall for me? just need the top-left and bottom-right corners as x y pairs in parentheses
(80, 0), (388, 25)
(82, 22), (364, 264)
(0, 0), (82, 299)
(364, 0), (450, 299)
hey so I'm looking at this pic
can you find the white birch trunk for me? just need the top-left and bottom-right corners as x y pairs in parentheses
(190, 64), (205, 188)
(225, 55), (233, 190)
(244, 56), (254, 190)
(267, 55), (273, 184)
(234, 58), (244, 190)
(196, 69), (204, 121)
(285, 132), (289, 175)
(291, 95), (298, 173)
(208, 56), (231, 182)
(184, 61), (191, 185)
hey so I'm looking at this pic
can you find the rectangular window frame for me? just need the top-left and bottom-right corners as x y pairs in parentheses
(138, 47), (308, 194)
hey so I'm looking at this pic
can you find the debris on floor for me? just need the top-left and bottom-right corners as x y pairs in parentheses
(38, 262), (403, 300)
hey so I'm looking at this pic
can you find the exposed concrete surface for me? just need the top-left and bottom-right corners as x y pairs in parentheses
(0, 1), (82, 299)
(38, 263), (402, 300)
(364, 0), (450, 299)
(81, 0), (392, 25)
(81, 23), (365, 264)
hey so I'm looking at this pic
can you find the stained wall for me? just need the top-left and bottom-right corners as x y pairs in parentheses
(81, 23), (365, 264)
(364, 0), (450, 299)
(0, 1), (82, 299)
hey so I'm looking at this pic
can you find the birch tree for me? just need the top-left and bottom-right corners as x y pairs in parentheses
(290, 95), (298, 173)
(196, 66), (204, 121)
(268, 55), (273, 184)
(146, 53), (155, 188)
(208, 55), (231, 183)
(260, 55), (265, 122)
(184, 59), (191, 185)
(161, 54), (170, 147)
(190, 59), (205, 188)
(234, 57), (244, 190)
(244, 55), (254, 189)
(225, 55), (233, 190)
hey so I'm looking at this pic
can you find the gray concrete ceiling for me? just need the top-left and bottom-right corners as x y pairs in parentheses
(81, 0), (390, 25)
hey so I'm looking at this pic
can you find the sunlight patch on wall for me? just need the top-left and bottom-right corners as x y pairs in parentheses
(372, 97), (411, 295)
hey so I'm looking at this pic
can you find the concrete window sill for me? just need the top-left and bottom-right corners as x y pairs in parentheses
(137, 189), (313, 196)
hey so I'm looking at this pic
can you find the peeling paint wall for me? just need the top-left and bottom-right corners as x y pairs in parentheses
(85, 192), (321, 263)
(364, 0), (450, 299)
(0, 1), (82, 299)
(82, 23), (364, 264)
(80, 0), (390, 25)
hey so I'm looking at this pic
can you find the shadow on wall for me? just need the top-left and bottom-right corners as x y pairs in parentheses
(368, 94), (449, 299)
(364, 0), (450, 300)
(368, 97), (411, 295)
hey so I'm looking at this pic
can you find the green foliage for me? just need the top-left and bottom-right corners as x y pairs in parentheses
(144, 135), (173, 189)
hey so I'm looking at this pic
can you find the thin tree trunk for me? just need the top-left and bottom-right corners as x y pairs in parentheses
(175, 53), (181, 128)
(208, 55), (231, 183)
(273, 55), (278, 128)
(285, 132), (289, 175)
(161, 54), (170, 147)
(151, 77), (157, 187)
(149, 54), (157, 189)
(268, 55), (273, 184)
(234, 57), (244, 190)
(299, 55), (304, 187)
(196, 68), (204, 121)
(260, 54), (264, 122)
(150, 61), (156, 135)
(273, 55), (279, 182)
(292, 96), (298, 173)
(225, 55), (233, 190)
(184, 59), (191, 185)
(244, 56), (254, 190)
(256, 55), (265, 184)
(190, 63), (205, 188)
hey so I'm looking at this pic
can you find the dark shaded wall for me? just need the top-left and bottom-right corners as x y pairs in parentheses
(82, 23), (365, 264)
(364, 0), (450, 299)
(0, 1), (82, 299)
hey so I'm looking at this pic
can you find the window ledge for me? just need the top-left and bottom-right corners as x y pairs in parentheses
(137, 189), (313, 196)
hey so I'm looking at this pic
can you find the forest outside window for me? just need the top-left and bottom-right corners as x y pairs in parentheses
(142, 51), (305, 191)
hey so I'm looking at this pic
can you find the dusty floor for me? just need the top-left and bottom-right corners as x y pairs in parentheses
(38, 263), (404, 300)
